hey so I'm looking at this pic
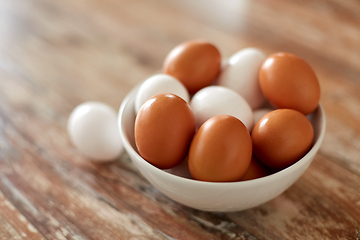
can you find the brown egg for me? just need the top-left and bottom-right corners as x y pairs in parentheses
(134, 93), (196, 169)
(163, 40), (221, 94)
(241, 156), (270, 181)
(188, 115), (252, 182)
(259, 52), (320, 115)
(251, 109), (314, 169)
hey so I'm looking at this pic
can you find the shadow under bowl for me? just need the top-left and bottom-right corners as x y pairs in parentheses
(118, 85), (326, 212)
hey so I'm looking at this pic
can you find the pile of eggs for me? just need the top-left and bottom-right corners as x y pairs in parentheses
(134, 40), (320, 182)
(67, 39), (320, 183)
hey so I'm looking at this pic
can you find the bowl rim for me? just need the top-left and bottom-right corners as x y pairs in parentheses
(118, 83), (326, 187)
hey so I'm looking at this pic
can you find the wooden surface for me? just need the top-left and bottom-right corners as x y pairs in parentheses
(0, 0), (359, 239)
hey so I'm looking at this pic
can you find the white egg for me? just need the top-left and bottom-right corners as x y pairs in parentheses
(190, 86), (254, 131)
(253, 108), (273, 125)
(135, 74), (189, 114)
(68, 102), (123, 161)
(217, 48), (266, 109)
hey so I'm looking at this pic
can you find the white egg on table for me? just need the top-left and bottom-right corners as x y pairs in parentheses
(217, 48), (266, 109)
(190, 86), (254, 131)
(134, 74), (189, 114)
(68, 101), (123, 162)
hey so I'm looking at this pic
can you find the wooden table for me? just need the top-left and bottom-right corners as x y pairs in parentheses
(0, 0), (359, 239)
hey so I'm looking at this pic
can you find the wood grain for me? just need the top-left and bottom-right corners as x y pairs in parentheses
(0, 0), (359, 239)
(0, 191), (45, 240)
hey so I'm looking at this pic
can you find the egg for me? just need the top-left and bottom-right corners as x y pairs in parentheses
(217, 48), (266, 109)
(253, 108), (273, 125)
(251, 109), (314, 169)
(163, 40), (221, 94)
(259, 52), (320, 115)
(134, 74), (189, 114)
(188, 115), (252, 182)
(134, 93), (196, 169)
(67, 102), (123, 161)
(241, 156), (270, 181)
(190, 86), (254, 131)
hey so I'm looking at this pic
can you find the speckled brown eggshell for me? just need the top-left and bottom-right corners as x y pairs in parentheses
(259, 52), (320, 115)
(134, 93), (196, 169)
(163, 40), (221, 94)
(251, 109), (314, 169)
(188, 115), (252, 182)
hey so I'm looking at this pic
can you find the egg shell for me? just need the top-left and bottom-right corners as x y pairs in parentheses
(67, 102), (123, 161)
(163, 40), (221, 94)
(251, 109), (314, 169)
(259, 52), (320, 115)
(253, 108), (273, 126)
(241, 156), (270, 181)
(190, 86), (254, 131)
(188, 115), (252, 182)
(134, 93), (196, 169)
(134, 74), (189, 114)
(217, 48), (266, 109)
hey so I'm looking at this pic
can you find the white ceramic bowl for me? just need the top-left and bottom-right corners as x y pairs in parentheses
(118, 85), (326, 212)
